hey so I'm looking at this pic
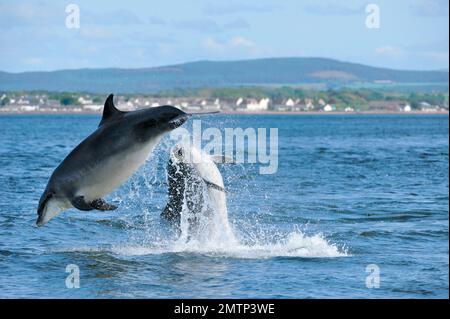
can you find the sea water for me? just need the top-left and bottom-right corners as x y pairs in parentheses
(0, 114), (448, 298)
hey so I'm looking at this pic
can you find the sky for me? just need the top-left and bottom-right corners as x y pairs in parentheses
(0, 0), (448, 72)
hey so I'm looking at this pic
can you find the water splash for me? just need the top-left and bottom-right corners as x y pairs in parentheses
(101, 134), (348, 259)
(111, 229), (347, 259)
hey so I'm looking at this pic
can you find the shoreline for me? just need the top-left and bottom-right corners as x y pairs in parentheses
(0, 110), (448, 116)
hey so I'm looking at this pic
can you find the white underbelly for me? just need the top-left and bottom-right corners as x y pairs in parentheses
(206, 188), (235, 241)
(207, 189), (227, 219)
(80, 139), (159, 201)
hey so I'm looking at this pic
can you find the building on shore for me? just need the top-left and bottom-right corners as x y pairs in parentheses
(83, 104), (103, 111)
(323, 104), (333, 112)
(78, 96), (93, 105)
(246, 98), (270, 111)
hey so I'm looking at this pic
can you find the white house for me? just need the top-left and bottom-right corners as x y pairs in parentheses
(403, 105), (412, 112)
(285, 98), (295, 107)
(17, 98), (30, 105)
(246, 99), (259, 111)
(204, 103), (220, 111)
(123, 101), (135, 111)
(83, 104), (103, 111)
(345, 107), (355, 112)
(236, 97), (243, 107)
(185, 105), (202, 111)
(246, 98), (269, 111)
(21, 105), (37, 112)
(260, 98), (270, 110)
(78, 96), (93, 105)
(323, 104), (333, 112)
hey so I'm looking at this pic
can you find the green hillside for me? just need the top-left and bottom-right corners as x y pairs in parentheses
(0, 58), (448, 93)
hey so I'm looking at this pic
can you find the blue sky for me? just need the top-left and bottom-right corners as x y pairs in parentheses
(0, 0), (448, 72)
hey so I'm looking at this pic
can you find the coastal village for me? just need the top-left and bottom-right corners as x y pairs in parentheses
(0, 92), (448, 114)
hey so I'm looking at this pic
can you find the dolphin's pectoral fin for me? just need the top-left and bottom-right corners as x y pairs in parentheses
(90, 198), (118, 211)
(72, 196), (117, 211)
(202, 179), (226, 193)
(71, 196), (94, 211)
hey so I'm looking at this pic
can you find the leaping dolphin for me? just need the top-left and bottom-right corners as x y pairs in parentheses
(161, 144), (235, 240)
(37, 94), (194, 227)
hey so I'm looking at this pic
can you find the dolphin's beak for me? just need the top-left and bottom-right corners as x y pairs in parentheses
(36, 206), (51, 227)
(36, 215), (45, 227)
(168, 114), (190, 129)
(167, 111), (219, 129)
(188, 111), (220, 116)
(36, 195), (66, 227)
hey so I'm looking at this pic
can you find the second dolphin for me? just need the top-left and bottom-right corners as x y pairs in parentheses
(162, 144), (235, 241)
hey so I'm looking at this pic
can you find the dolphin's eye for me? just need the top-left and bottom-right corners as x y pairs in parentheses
(177, 149), (183, 157)
(44, 191), (54, 202)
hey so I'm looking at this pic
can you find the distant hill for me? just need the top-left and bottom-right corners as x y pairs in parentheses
(0, 58), (448, 93)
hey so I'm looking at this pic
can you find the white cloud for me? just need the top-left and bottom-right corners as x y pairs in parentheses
(0, 1), (59, 28)
(302, 0), (365, 15)
(202, 37), (224, 50)
(80, 26), (113, 40)
(409, 0), (449, 16)
(204, 3), (281, 15)
(173, 18), (250, 33)
(230, 36), (254, 48)
(202, 36), (255, 51)
(174, 19), (221, 33)
(375, 46), (405, 57)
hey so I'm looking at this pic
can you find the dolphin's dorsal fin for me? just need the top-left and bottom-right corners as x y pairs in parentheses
(99, 94), (124, 126)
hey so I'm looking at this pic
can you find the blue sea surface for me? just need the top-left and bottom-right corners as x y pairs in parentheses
(0, 114), (448, 298)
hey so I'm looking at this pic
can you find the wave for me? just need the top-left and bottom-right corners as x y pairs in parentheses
(110, 230), (348, 259)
